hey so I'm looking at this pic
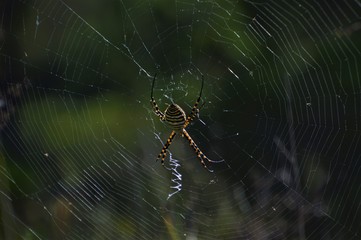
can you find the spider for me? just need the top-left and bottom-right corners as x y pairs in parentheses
(150, 74), (222, 172)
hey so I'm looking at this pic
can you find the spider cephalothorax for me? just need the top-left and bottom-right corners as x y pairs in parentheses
(150, 74), (222, 172)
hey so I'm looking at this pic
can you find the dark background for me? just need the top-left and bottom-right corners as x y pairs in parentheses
(1, 0), (361, 239)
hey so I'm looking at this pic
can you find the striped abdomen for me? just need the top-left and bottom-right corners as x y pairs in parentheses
(164, 104), (186, 132)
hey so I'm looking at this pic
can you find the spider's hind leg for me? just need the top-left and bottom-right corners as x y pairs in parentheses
(157, 131), (176, 168)
(182, 129), (216, 172)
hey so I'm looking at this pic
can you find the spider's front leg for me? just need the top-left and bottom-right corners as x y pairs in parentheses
(157, 131), (176, 167)
(150, 98), (165, 121)
(184, 97), (202, 128)
(184, 75), (205, 128)
(150, 73), (165, 120)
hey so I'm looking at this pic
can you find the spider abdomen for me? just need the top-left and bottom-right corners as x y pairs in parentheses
(164, 104), (186, 131)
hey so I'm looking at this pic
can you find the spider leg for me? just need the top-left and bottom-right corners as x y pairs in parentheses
(151, 97), (165, 120)
(157, 131), (177, 167)
(184, 76), (205, 128)
(182, 129), (220, 172)
(184, 99), (200, 128)
(150, 73), (165, 120)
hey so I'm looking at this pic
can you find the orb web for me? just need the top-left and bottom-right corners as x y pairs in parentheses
(0, 0), (360, 239)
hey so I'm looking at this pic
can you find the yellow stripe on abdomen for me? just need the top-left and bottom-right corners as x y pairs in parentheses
(165, 104), (186, 132)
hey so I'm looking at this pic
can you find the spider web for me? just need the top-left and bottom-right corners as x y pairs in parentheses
(1, 0), (361, 239)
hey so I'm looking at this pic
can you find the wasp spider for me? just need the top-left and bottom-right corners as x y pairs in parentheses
(150, 74), (222, 172)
